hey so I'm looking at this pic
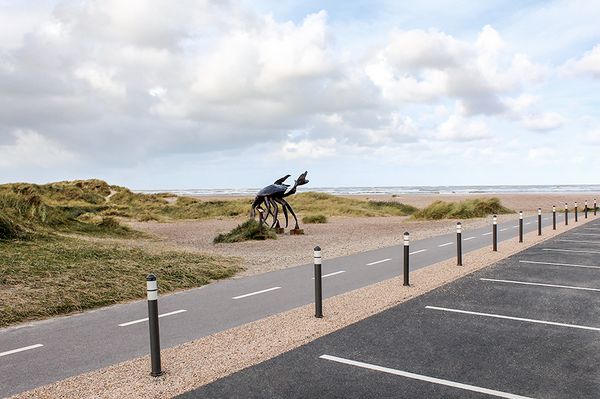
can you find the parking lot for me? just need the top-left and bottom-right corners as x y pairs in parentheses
(180, 219), (600, 398)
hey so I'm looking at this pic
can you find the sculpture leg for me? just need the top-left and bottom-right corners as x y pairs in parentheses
(269, 199), (280, 229)
(263, 198), (274, 226)
(281, 199), (300, 230)
(274, 198), (289, 228)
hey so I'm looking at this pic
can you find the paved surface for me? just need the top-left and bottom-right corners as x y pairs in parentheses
(181, 218), (600, 399)
(0, 211), (585, 397)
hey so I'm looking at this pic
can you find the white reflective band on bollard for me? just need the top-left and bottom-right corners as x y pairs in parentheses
(147, 280), (158, 301)
(314, 251), (322, 265)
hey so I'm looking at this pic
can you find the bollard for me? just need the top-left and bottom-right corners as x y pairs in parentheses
(146, 274), (163, 377)
(403, 232), (410, 286)
(537, 208), (542, 236)
(492, 215), (498, 252)
(314, 246), (323, 318)
(456, 222), (462, 266)
(519, 211), (524, 243)
(565, 203), (569, 225)
(575, 202), (578, 222)
(585, 200), (588, 219)
(595, 199), (597, 216)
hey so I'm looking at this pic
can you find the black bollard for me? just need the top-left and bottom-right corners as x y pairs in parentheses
(314, 246), (323, 318)
(537, 208), (542, 236)
(595, 199), (597, 216)
(519, 211), (523, 243)
(575, 202), (578, 222)
(403, 232), (410, 286)
(146, 274), (163, 377)
(456, 222), (463, 266)
(492, 215), (498, 252)
(585, 200), (588, 219)
(552, 205), (556, 230)
(565, 203), (569, 225)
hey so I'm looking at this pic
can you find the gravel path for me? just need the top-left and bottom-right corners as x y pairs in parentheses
(128, 214), (522, 277)
(12, 216), (591, 399)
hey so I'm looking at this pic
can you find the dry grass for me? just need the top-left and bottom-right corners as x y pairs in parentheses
(0, 236), (241, 327)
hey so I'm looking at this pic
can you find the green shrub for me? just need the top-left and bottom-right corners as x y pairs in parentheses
(213, 219), (277, 243)
(302, 214), (328, 224)
(412, 198), (513, 220)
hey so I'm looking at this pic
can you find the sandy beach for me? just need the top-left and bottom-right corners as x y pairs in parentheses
(129, 192), (599, 277)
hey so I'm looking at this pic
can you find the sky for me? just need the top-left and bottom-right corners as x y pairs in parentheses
(1, 0), (600, 189)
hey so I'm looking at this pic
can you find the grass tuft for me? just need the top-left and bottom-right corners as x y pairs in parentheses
(412, 198), (513, 220)
(213, 219), (277, 243)
(302, 214), (328, 224)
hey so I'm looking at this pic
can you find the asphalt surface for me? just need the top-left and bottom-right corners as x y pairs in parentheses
(0, 211), (587, 397)
(181, 218), (600, 399)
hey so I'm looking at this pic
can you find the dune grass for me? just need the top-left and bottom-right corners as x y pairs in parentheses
(412, 198), (513, 220)
(0, 236), (241, 327)
(287, 192), (418, 217)
(213, 219), (277, 243)
(302, 214), (328, 224)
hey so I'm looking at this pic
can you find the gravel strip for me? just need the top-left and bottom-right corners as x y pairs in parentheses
(12, 217), (592, 399)
(129, 214), (523, 277)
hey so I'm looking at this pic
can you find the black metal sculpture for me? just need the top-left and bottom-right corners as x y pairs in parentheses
(251, 171), (309, 231)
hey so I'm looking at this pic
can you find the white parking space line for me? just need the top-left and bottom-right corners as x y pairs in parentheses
(556, 239), (600, 244)
(0, 344), (43, 358)
(313, 271), (346, 279)
(519, 260), (600, 270)
(480, 278), (600, 292)
(367, 258), (391, 266)
(464, 236), (476, 241)
(542, 248), (600, 255)
(438, 242), (453, 247)
(320, 354), (534, 399)
(571, 233), (600, 237)
(118, 309), (188, 327)
(410, 249), (427, 255)
(426, 306), (600, 332)
(482, 232), (492, 236)
(232, 287), (281, 300)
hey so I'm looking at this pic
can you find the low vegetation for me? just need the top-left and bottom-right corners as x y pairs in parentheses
(412, 198), (513, 220)
(0, 179), (243, 327)
(287, 192), (418, 217)
(213, 219), (277, 243)
(302, 214), (328, 224)
(0, 236), (240, 327)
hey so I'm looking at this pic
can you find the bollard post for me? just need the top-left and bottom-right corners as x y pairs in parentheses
(146, 274), (163, 377)
(537, 208), (542, 236)
(565, 203), (568, 225)
(403, 232), (410, 286)
(585, 200), (588, 219)
(519, 211), (524, 243)
(314, 246), (323, 318)
(595, 199), (597, 216)
(456, 222), (463, 266)
(552, 206), (556, 230)
(575, 202), (578, 222)
(492, 215), (498, 252)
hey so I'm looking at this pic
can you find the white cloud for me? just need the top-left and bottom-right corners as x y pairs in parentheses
(562, 44), (600, 78)
(437, 114), (489, 141)
(280, 138), (337, 160)
(584, 129), (600, 144)
(0, 130), (78, 168)
(521, 112), (565, 131)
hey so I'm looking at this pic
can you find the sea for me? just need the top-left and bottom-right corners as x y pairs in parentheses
(135, 184), (600, 196)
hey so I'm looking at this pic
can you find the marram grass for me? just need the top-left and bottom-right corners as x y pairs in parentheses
(412, 198), (513, 220)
